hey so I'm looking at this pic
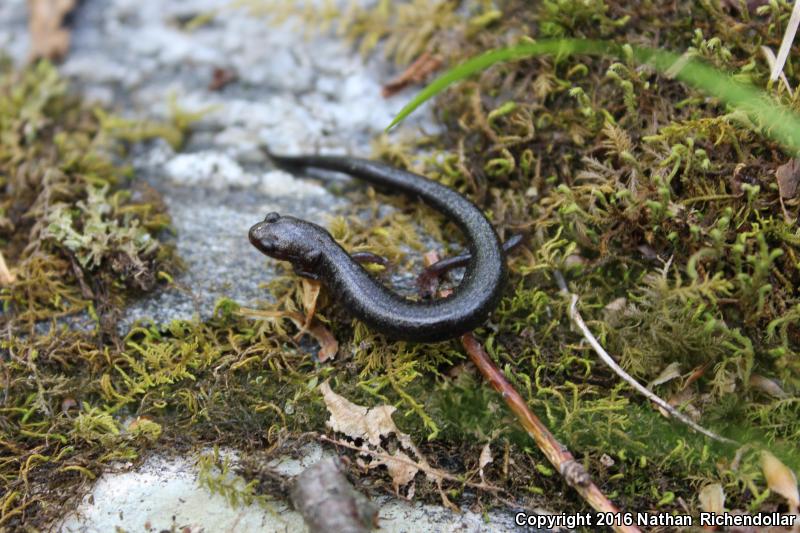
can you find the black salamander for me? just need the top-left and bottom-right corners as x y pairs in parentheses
(248, 153), (507, 342)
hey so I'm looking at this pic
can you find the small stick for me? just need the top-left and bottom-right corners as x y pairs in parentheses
(382, 52), (442, 97)
(460, 332), (640, 533)
(553, 271), (736, 445)
(291, 457), (376, 533)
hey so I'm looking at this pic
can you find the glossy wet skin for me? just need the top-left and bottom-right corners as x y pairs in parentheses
(249, 153), (507, 342)
(248, 212), (326, 274)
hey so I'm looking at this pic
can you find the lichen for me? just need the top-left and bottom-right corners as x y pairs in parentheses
(0, 60), (181, 329)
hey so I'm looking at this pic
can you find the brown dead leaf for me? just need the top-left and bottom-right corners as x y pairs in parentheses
(301, 278), (321, 327)
(239, 307), (338, 362)
(375, 450), (419, 493)
(698, 483), (725, 514)
(303, 319), (338, 362)
(28, 0), (77, 62)
(564, 254), (588, 268)
(663, 387), (700, 421)
(750, 374), (788, 399)
(647, 362), (682, 389)
(776, 158), (800, 199)
(0, 250), (16, 285)
(684, 362), (711, 389)
(320, 381), (398, 447)
(479, 443), (493, 482)
(422, 250), (441, 267)
(318, 382), (453, 499)
(209, 67), (237, 91)
(604, 297), (627, 313)
(762, 451), (800, 511)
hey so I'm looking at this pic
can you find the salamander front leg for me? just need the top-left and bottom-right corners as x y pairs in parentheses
(293, 266), (320, 280)
(350, 251), (389, 266)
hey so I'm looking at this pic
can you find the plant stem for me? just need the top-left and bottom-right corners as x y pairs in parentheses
(461, 332), (641, 533)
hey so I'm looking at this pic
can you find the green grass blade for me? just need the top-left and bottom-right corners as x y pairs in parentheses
(387, 38), (800, 154)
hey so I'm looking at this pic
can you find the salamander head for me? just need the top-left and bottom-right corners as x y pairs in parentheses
(249, 212), (326, 271)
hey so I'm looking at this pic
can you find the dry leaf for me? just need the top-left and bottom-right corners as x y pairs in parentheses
(301, 278), (321, 327)
(209, 67), (237, 91)
(422, 250), (441, 267)
(0, 250), (16, 285)
(376, 450), (420, 492)
(749, 374), (788, 399)
(318, 382), (450, 498)
(239, 308), (338, 362)
(762, 451), (800, 510)
(479, 443), (493, 482)
(663, 387), (700, 421)
(604, 297), (627, 313)
(647, 362), (682, 389)
(564, 254), (588, 268)
(698, 483), (725, 514)
(683, 362), (710, 389)
(320, 381), (398, 447)
(776, 159), (800, 199)
(28, 0), (77, 62)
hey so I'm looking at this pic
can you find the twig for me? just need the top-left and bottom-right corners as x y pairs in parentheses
(771, 0), (800, 82)
(291, 457), (376, 533)
(553, 271), (736, 445)
(382, 52), (442, 97)
(460, 332), (641, 533)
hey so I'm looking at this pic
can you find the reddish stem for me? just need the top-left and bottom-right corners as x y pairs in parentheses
(461, 332), (641, 533)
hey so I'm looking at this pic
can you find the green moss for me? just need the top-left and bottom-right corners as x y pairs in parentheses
(5, 0), (800, 528)
(0, 61), (181, 329)
(243, 0), (800, 518)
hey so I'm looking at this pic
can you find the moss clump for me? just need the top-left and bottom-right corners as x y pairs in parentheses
(0, 297), (333, 529)
(0, 60), (181, 331)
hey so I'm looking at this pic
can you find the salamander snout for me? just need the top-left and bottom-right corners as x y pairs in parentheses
(249, 213), (326, 268)
(248, 213), (282, 256)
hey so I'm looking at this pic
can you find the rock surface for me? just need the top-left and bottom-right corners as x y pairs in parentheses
(60, 445), (529, 533)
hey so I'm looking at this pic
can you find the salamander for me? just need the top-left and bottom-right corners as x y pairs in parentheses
(248, 152), (507, 342)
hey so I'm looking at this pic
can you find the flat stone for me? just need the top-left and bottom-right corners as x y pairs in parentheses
(59, 448), (529, 533)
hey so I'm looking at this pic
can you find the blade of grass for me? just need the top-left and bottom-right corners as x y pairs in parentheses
(386, 38), (800, 154)
(771, 0), (800, 82)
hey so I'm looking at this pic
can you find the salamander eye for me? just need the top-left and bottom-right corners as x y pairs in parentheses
(264, 212), (280, 223)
